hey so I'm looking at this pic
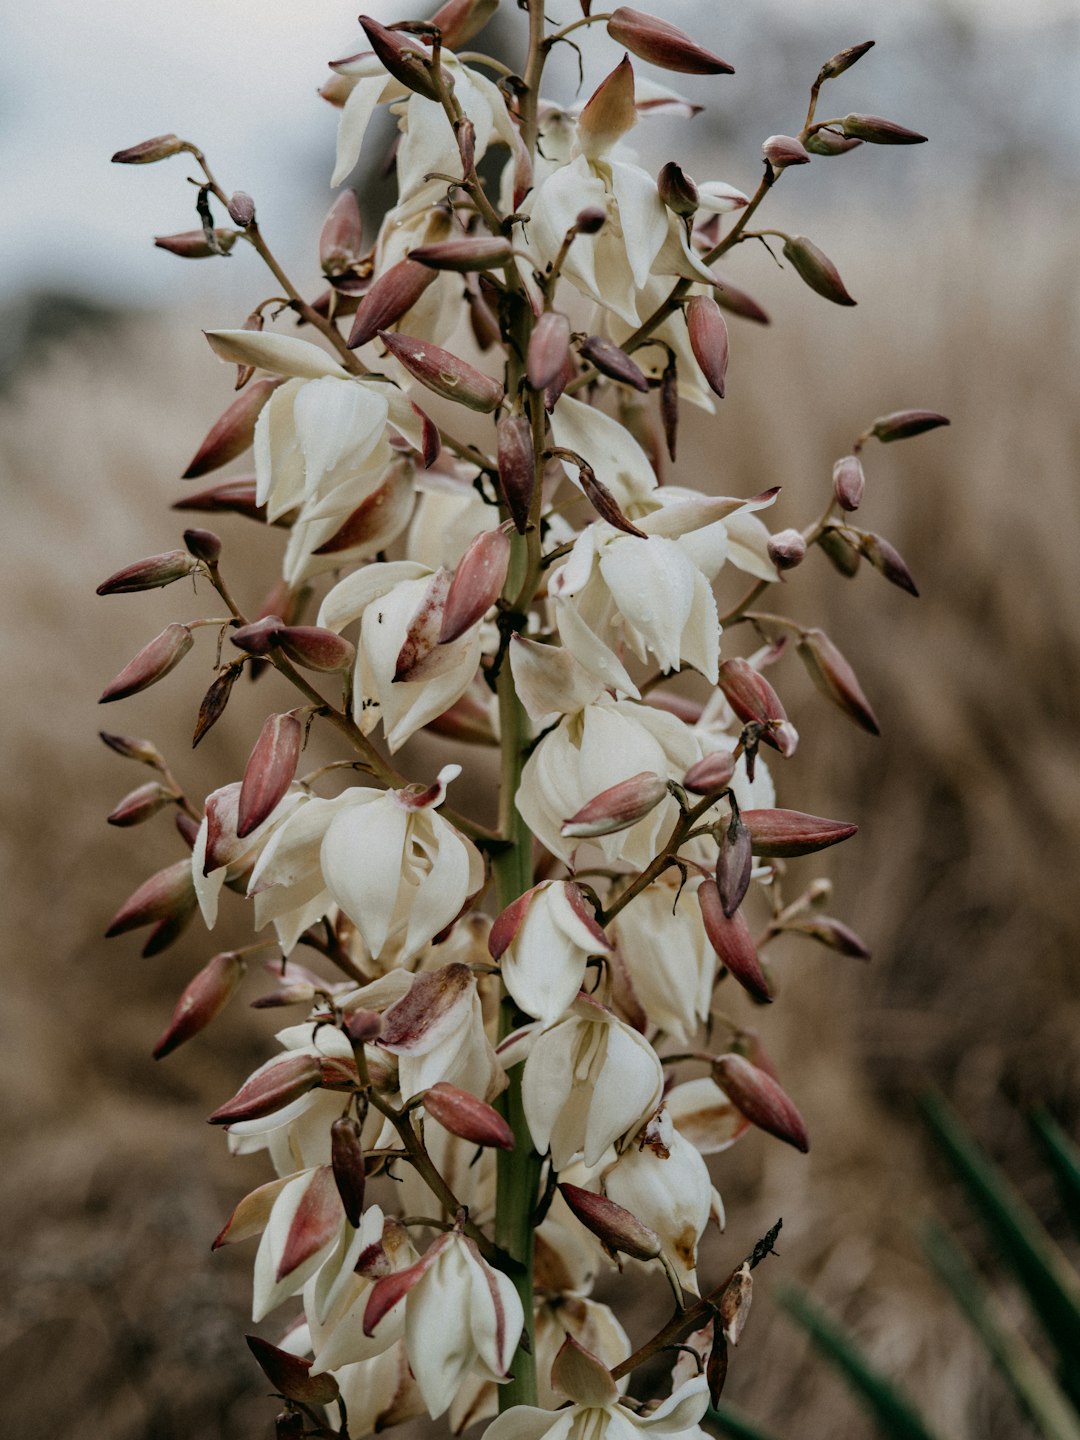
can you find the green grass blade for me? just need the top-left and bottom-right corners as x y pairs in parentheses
(921, 1092), (1080, 1378)
(777, 1285), (946, 1440)
(705, 1403), (786, 1440)
(1031, 1110), (1080, 1238)
(920, 1220), (1080, 1440)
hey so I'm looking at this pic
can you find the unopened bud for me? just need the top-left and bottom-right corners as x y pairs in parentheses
(783, 235), (855, 305)
(193, 664), (242, 748)
(577, 56), (638, 160)
(715, 816), (753, 917)
(183, 528), (222, 564)
(237, 712), (301, 838)
(276, 1411), (305, 1440)
(182, 377), (280, 479)
(276, 625), (356, 672)
(797, 628), (880, 734)
(871, 409), (950, 443)
(439, 528), (512, 643)
(96, 550), (198, 596)
(105, 858), (197, 938)
(497, 413), (536, 534)
(710, 272), (770, 325)
(658, 160), (699, 217)
(720, 1263), (753, 1346)
(817, 527), (861, 577)
(699, 881), (771, 1002)
(832, 455), (865, 511)
(209, 1052), (323, 1124)
(230, 615), (285, 657)
(107, 781), (176, 827)
(528, 312), (572, 391)
(176, 811), (200, 849)
(343, 1009), (384, 1045)
(579, 335), (649, 393)
(740, 807), (858, 857)
(99, 624), (194, 703)
(347, 259), (437, 349)
(708, 1332), (729, 1404)
(717, 658), (791, 746)
(560, 1182), (663, 1261)
(227, 191), (255, 227)
(320, 190), (363, 276)
(112, 133), (185, 165)
(359, 16), (441, 102)
(574, 206), (608, 235)
(430, 0), (499, 49)
(330, 1116), (367, 1226)
(465, 277), (500, 351)
(607, 8), (734, 75)
(661, 357), (679, 461)
(154, 229), (237, 258)
(245, 1335), (340, 1406)
(785, 915), (871, 960)
(410, 236), (513, 271)
(805, 129), (863, 157)
(840, 113), (927, 145)
(768, 528), (806, 571)
(712, 1053), (809, 1152)
(99, 731), (166, 768)
(153, 951), (245, 1059)
(860, 531), (919, 596)
(423, 1082), (515, 1150)
(173, 477), (264, 521)
(685, 295), (729, 400)
(683, 750), (736, 795)
(379, 331), (503, 412)
(562, 772), (668, 839)
(763, 134), (810, 171)
(817, 39), (875, 81)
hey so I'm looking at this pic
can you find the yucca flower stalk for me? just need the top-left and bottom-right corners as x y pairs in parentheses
(100, 4), (947, 1436)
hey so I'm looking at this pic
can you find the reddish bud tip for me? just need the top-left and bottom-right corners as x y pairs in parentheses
(430, 0), (499, 49)
(785, 915), (871, 960)
(358, 16), (441, 102)
(715, 817), (753, 918)
(173, 477), (264, 521)
(710, 272), (770, 326)
(96, 550), (198, 595)
(840, 113), (927, 145)
(871, 409), (950, 443)
(579, 335), (649, 393)
(439, 528), (511, 644)
(496, 413), (535, 534)
(230, 615), (285, 657)
(99, 624), (194, 703)
(717, 658), (791, 740)
(105, 858), (196, 938)
(153, 951), (245, 1059)
(574, 206), (608, 235)
(817, 40), (875, 82)
(562, 771), (668, 838)
(528, 312), (572, 392)
(685, 295), (730, 399)
(712, 1053), (809, 1152)
(782, 235), (856, 306)
(657, 160), (699, 217)
(237, 712), (302, 839)
(860, 531), (919, 596)
(410, 237), (513, 272)
(768, 528), (806, 571)
(832, 455), (865, 512)
(107, 781), (176, 827)
(347, 260), (438, 349)
(423, 1082), (515, 1150)
(560, 1182), (662, 1260)
(683, 750), (736, 795)
(699, 881), (771, 1002)
(607, 8), (734, 75)
(796, 628), (880, 735)
(209, 1052), (323, 1124)
(154, 229), (237, 258)
(182, 377), (280, 479)
(379, 331), (503, 413)
(99, 731), (165, 767)
(740, 807), (858, 858)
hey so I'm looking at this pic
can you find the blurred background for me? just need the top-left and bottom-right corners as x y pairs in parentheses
(3, 1), (1080, 1437)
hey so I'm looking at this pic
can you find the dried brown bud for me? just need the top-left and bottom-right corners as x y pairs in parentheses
(683, 750), (736, 795)
(359, 15), (440, 102)
(173, 477), (264, 522)
(707, 1332), (729, 1404)
(768, 528), (806, 571)
(840, 113), (927, 145)
(320, 190), (363, 276)
(578, 335), (649, 392)
(410, 237), (513, 271)
(430, 0), (499, 48)
(237, 712), (302, 838)
(153, 951), (246, 1059)
(657, 160), (699, 217)
(112, 133), (185, 165)
(439, 528), (512, 643)
(227, 191), (255, 227)
(720, 1263), (753, 1346)
(154, 229), (237, 258)
(560, 1182), (663, 1260)
(330, 1116), (367, 1226)
(710, 272), (770, 325)
(497, 412), (536, 534)
(784, 915), (871, 960)
(209, 1052), (323, 1124)
(699, 881), (771, 1002)
(762, 134), (811, 170)
(782, 235), (856, 305)
(860, 531), (919, 595)
(183, 528), (222, 564)
(661, 356), (679, 461)
(685, 296), (729, 400)
(245, 1335), (340, 1406)
(423, 1082), (515, 1150)
(105, 858), (197, 938)
(528, 312), (572, 392)
(832, 455), (865, 511)
(797, 627), (880, 734)
(712, 1053), (809, 1152)
(193, 664), (242, 748)
(99, 731), (166, 767)
(578, 56), (638, 158)
(817, 40), (875, 82)
(715, 816), (753, 917)
(107, 781), (176, 827)
(182, 377), (280, 479)
(276, 625), (356, 672)
(607, 8), (734, 75)
(871, 409), (950, 443)
(96, 550), (198, 595)
(347, 259), (438, 349)
(817, 527), (862, 577)
(99, 624), (194, 703)
(740, 807), (858, 857)
(379, 331), (503, 412)
(562, 771), (668, 838)
(805, 129), (863, 157)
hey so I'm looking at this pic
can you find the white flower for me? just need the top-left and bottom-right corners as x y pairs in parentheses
(611, 873), (715, 1046)
(331, 1342), (426, 1439)
(522, 996), (664, 1170)
(491, 881), (612, 1027)
(377, 962), (504, 1104)
(308, 1210), (418, 1373)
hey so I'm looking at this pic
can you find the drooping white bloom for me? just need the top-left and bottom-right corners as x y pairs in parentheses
(331, 1342), (427, 1440)
(490, 881), (612, 1027)
(406, 472), (503, 571)
(611, 873), (715, 1046)
(191, 781), (304, 933)
(377, 962), (504, 1104)
(522, 995), (664, 1170)
(603, 1109), (717, 1296)
(308, 1211), (418, 1373)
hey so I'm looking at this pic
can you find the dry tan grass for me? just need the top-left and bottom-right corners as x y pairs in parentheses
(2, 200), (1078, 1439)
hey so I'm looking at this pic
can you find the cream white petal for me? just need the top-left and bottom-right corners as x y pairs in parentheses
(555, 598), (640, 699)
(509, 634), (605, 724)
(549, 395), (658, 509)
(321, 797), (410, 957)
(332, 74), (391, 187)
(598, 536), (697, 673)
(292, 377), (388, 500)
(721, 510), (778, 582)
(583, 1021), (663, 1167)
(607, 160), (669, 290)
(252, 1168), (338, 1322)
(632, 1376), (710, 1433)
(483, 1407), (569, 1440)
(318, 559), (431, 632)
(521, 1020), (578, 1159)
(205, 330), (349, 381)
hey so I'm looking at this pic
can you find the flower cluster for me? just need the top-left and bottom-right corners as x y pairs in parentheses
(100, 5), (945, 1437)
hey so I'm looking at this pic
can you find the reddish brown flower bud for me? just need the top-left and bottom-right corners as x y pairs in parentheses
(237, 712), (302, 838)
(710, 272), (770, 325)
(153, 951), (246, 1059)
(574, 206), (608, 235)
(439, 528), (511, 643)
(768, 528), (806, 571)
(227, 191), (255, 227)
(182, 377), (280, 479)
(99, 624), (194, 703)
(657, 160), (699, 217)
(560, 1182), (663, 1260)
(410, 237), (513, 271)
(562, 772), (668, 839)
(832, 454), (865, 511)
(699, 881), (771, 1003)
(105, 858), (197, 938)
(685, 295), (729, 399)
(331, 1116), (367, 1226)
(783, 235), (855, 305)
(797, 627), (880, 734)
(193, 664), (242, 748)
(423, 1082), (515, 1150)
(717, 659), (789, 735)
(96, 550), (198, 595)
(379, 331), (503, 412)
(347, 259), (437, 349)
(785, 915), (871, 960)
(805, 129), (863, 157)
(455, 116), (476, 173)
(230, 615), (285, 657)
(430, 0), (498, 48)
(465, 278), (500, 352)
(871, 409), (950, 443)
(276, 625), (356, 672)
(607, 8), (734, 75)
(578, 335), (649, 392)
(860, 531), (919, 596)
(209, 1052), (323, 1124)
(154, 229), (237, 258)
(817, 527), (862, 577)
(99, 731), (166, 767)
(343, 1009), (384, 1045)
(715, 816), (753, 917)
(246, 1335), (340, 1406)
(183, 528), (222, 564)
(712, 1053), (809, 1152)
(320, 190), (363, 276)
(708, 1332), (729, 1403)
(840, 113), (927, 145)
(528, 312), (572, 392)
(175, 811), (201, 849)
(661, 356), (679, 461)
(683, 750), (736, 795)
(359, 16), (441, 102)
(720, 1263), (753, 1346)
(762, 134), (810, 170)
(817, 39), (874, 81)
(173, 476), (264, 522)
(740, 807), (858, 858)
(496, 412), (536, 533)
(112, 133), (185, 164)
(107, 781), (176, 827)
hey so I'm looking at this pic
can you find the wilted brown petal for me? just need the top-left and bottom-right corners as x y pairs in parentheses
(193, 664), (243, 748)
(720, 1263), (753, 1346)
(245, 1334), (340, 1406)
